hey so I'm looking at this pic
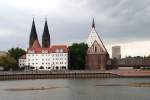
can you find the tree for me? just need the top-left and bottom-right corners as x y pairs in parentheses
(68, 43), (88, 70)
(0, 55), (17, 71)
(7, 47), (26, 63)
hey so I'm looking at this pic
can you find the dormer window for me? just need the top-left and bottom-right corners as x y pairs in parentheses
(28, 50), (35, 53)
(56, 49), (59, 53)
(60, 49), (63, 53)
(42, 50), (48, 53)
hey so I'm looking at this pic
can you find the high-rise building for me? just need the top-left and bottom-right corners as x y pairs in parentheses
(112, 46), (121, 59)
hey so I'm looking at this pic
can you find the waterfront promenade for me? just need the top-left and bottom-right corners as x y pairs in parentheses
(0, 70), (150, 80)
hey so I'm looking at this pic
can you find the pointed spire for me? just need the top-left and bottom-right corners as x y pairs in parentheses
(42, 18), (50, 48)
(92, 18), (95, 28)
(29, 18), (38, 48)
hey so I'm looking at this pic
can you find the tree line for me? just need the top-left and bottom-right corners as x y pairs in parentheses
(0, 43), (88, 71)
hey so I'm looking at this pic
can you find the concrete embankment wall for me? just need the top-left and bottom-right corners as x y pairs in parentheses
(0, 71), (119, 80)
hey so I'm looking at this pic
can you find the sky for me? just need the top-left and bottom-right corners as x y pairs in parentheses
(0, 0), (150, 58)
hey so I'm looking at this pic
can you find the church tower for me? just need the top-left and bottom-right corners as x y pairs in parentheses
(42, 19), (50, 48)
(86, 19), (109, 70)
(29, 18), (38, 48)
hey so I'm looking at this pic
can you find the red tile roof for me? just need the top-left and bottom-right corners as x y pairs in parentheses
(27, 45), (68, 54)
(51, 45), (68, 53)
(20, 54), (26, 59)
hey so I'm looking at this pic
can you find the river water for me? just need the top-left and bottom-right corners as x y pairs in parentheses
(0, 78), (150, 100)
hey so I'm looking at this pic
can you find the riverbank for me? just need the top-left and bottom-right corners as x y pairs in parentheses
(0, 70), (150, 80)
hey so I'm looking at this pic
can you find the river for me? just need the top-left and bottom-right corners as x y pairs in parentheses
(0, 78), (150, 100)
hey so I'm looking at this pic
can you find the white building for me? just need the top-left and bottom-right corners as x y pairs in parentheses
(19, 54), (26, 68)
(27, 44), (68, 70)
(19, 19), (68, 70)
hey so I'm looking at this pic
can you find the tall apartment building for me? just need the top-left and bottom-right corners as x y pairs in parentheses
(112, 46), (121, 59)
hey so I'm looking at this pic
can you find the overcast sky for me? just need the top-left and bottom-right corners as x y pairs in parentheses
(0, 0), (150, 57)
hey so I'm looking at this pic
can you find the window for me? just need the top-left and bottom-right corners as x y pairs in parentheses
(62, 66), (66, 70)
(39, 66), (44, 69)
(28, 50), (34, 53)
(56, 66), (59, 70)
(60, 49), (63, 53)
(95, 46), (97, 52)
(30, 67), (35, 70)
(56, 49), (59, 53)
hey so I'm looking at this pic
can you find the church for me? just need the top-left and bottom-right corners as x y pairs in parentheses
(86, 19), (109, 70)
(19, 19), (68, 70)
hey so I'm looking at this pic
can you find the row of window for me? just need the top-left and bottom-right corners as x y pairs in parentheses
(28, 54), (67, 57)
(28, 62), (67, 65)
(28, 58), (67, 61)
(28, 49), (65, 54)
(30, 66), (67, 70)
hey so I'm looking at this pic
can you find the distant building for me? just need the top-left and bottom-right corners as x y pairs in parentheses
(85, 19), (109, 70)
(112, 46), (121, 59)
(19, 19), (68, 70)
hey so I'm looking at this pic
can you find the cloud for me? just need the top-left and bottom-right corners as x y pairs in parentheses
(0, 0), (150, 57)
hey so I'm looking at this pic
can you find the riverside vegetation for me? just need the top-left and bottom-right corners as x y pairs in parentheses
(0, 43), (88, 71)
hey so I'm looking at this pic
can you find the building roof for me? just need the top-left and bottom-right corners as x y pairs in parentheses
(20, 54), (26, 59)
(29, 18), (38, 48)
(42, 19), (50, 48)
(51, 45), (68, 53)
(27, 45), (68, 54)
(86, 19), (107, 53)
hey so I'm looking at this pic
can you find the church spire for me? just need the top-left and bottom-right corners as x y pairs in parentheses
(29, 18), (38, 48)
(42, 18), (50, 48)
(92, 18), (95, 28)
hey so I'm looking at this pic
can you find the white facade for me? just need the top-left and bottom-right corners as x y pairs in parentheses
(19, 47), (68, 71)
(19, 58), (26, 68)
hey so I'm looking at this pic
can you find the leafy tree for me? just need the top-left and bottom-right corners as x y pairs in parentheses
(0, 55), (17, 70)
(68, 43), (88, 70)
(7, 47), (26, 63)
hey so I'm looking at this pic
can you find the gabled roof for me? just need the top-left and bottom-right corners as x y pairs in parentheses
(86, 19), (107, 53)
